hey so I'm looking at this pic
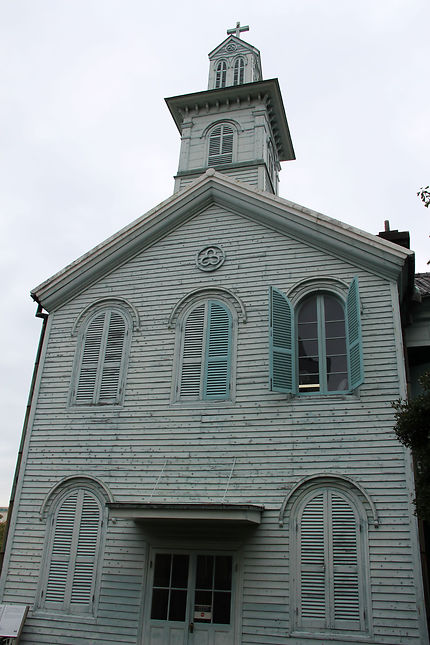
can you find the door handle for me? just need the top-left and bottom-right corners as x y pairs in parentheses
(189, 622), (194, 633)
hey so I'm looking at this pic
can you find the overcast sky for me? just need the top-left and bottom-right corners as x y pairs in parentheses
(0, 1), (429, 505)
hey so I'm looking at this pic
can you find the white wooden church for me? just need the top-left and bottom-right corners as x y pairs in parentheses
(1, 25), (428, 645)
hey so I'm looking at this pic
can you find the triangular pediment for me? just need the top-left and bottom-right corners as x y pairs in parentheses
(32, 170), (413, 311)
(208, 35), (259, 60)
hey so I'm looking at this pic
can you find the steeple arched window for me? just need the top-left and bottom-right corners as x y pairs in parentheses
(233, 57), (245, 85)
(208, 124), (234, 167)
(215, 61), (227, 88)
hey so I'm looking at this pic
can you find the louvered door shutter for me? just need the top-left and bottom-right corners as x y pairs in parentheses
(70, 492), (101, 610)
(269, 287), (294, 393)
(298, 493), (326, 629)
(180, 304), (205, 398)
(204, 301), (232, 399)
(45, 490), (101, 612)
(75, 313), (105, 403)
(346, 278), (364, 390)
(331, 493), (362, 631)
(99, 312), (126, 402)
(45, 491), (79, 605)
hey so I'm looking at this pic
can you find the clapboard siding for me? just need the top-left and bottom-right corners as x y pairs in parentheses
(1, 204), (426, 644)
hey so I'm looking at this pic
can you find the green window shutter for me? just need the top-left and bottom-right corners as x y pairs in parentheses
(331, 494), (361, 630)
(180, 304), (205, 398)
(208, 125), (234, 166)
(99, 312), (126, 402)
(299, 493), (326, 628)
(70, 492), (101, 608)
(346, 278), (364, 390)
(269, 287), (294, 393)
(204, 301), (232, 399)
(76, 313), (105, 403)
(45, 492), (79, 604)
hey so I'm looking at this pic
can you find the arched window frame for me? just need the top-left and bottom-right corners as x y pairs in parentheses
(172, 293), (239, 403)
(233, 57), (245, 85)
(70, 304), (133, 406)
(288, 480), (371, 636)
(37, 479), (108, 615)
(269, 278), (364, 395)
(206, 122), (237, 168)
(215, 60), (227, 88)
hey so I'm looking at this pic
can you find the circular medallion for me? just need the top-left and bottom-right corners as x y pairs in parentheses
(196, 245), (226, 272)
(226, 43), (237, 51)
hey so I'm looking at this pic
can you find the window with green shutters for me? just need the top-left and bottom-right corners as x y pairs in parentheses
(233, 57), (245, 85)
(269, 278), (363, 394)
(215, 60), (227, 88)
(293, 487), (368, 634)
(42, 489), (103, 614)
(178, 299), (232, 401)
(72, 308), (130, 405)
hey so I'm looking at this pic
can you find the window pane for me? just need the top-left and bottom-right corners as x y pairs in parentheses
(325, 321), (346, 338)
(151, 588), (169, 620)
(326, 338), (347, 357)
(214, 556), (232, 590)
(169, 589), (187, 621)
(324, 295), (344, 320)
(171, 555), (189, 588)
(196, 555), (213, 589)
(213, 591), (231, 624)
(328, 372), (348, 391)
(299, 299), (317, 322)
(153, 554), (171, 587)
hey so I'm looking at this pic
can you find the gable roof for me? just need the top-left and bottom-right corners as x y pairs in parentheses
(208, 35), (260, 60)
(32, 169), (414, 312)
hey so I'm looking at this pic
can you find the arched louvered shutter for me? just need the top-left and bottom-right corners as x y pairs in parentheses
(346, 278), (364, 390)
(233, 58), (244, 85)
(75, 310), (128, 405)
(204, 301), (232, 399)
(297, 489), (364, 633)
(179, 304), (205, 398)
(45, 490), (102, 613)
(208, 125), (234, 167)
(269, 287), (294, 393)
(179, 300), (232, 401)
(215, 61), (227, 88)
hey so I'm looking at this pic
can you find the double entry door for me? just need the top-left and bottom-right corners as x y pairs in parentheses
(144, 550), (235, 645)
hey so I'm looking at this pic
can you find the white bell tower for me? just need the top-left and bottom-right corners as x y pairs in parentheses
(166, 24), (295, 195)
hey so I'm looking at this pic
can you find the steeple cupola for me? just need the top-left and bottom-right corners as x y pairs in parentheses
(166, 25), (295, 195)
(207, 22), (262, 89)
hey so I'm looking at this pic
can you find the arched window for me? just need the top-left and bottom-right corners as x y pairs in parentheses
(41, 487), (103, 614)
(177, 299), (233, 401)
(72, 308), (130, 405)
(269, 278), (363, 394)
(297, 293), (348, 393)
(233, 57), (245, 85)
(215, 60), (227, 88)
(292, 486), (368, 634)
(208, 124), (234, 167)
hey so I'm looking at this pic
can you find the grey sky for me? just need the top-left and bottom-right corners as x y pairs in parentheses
(1, 1), (429, 505)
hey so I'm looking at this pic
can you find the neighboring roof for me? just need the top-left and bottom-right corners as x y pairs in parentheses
(415, 273), (430, 297)
(32, 168), (414, 312)
(165, 78), (295, 162)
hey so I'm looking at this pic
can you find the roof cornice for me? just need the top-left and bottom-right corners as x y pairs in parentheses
(165, 79), (295, 162)
(32, 170), (413, 312)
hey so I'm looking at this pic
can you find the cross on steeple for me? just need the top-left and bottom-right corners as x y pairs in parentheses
(226, 21), (249, 39)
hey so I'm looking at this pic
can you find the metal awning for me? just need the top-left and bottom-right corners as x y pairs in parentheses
(107, 502), (264, 525)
